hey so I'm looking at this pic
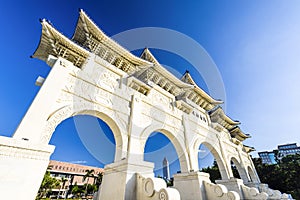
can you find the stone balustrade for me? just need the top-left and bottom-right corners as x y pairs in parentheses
(136, 174), (180, 200)
(258, 184), (294, 200)
(217, 178), (269, 200)
(203, 181), (240, 200)
(240, 184), (268, 200)
(173, 171), (241, 200)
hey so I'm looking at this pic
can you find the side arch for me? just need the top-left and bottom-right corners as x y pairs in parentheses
(41, 103), (127, 162)
(229, 157), (249, 182)
(193, 138), (230, 180)
(247, 165), (260, 183)
(140, 123), (190, 173)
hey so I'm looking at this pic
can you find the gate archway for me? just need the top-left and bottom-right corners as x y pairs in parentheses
(0, 9), (267, 200)
(43, 105), (127, 162)
(247, 165), (260, 183)
(144, 132), (180, 179)
(140, 125), (190, 173)
(230, 157), (249, 182)
(194, 139), (230, 180)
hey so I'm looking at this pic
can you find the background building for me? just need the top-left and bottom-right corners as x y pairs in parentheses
(258, 151), (276, 165)
(258, 143), (300, 164)
(48, 160), (104, 198)
(277, 143), (300, 159)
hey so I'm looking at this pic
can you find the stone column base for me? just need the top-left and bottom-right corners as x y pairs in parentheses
(173, 171), (211, 200)
(216, 178), (244, 197)
(216, 178), (268, 200)
(0, 136), (55, 200)
(97, 158), (154, 200)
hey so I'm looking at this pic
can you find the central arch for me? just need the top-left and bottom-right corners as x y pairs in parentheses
(140, 124), (190, 173)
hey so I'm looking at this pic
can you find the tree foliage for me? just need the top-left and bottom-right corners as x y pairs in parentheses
(83, 169), (95, 182)
(200, 161), (221, 183)
(201, 155), (300, 199)
(253, 154), (300, 199)
(71, 183), (85, 198)
(83, 169), (95, 196)
(95, 172), (103, 187)
(36, 171), (60, 199)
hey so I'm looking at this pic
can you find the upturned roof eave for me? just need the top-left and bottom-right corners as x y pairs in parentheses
(32, 19), (89, 62)
(209, 106), (240, 126)
(152, 64), (194, 89)
(74, 9), (151, 67)
(181, 72), (223, 105)
(230, 126), (251, 140)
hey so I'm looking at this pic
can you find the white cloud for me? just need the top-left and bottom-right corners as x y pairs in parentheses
(69, 160), (87, 164)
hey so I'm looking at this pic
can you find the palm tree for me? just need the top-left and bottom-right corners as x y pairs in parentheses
(36, 165), (60, 199)
(83, 169), (95, 197)
(95, 172), (103, 187)
(57, 177), (68, 199)
(65, 174), (74, 198)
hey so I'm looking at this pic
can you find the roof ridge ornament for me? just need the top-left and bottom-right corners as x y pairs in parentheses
(140, 48), (160, 65)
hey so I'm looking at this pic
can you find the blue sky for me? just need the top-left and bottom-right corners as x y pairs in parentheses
(1, 1), (300, 177)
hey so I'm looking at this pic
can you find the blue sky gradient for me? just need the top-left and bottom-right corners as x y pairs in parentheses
(1, 1), (300, 176)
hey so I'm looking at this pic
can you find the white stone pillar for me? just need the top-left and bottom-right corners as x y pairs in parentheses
(13, 57), (74, 144)
(216, 178), (244, 198)
(182, 115), (195, 172)
(2, 57), (75, 199)
(0, 136), (55, 200)
(237, 149), (251, 183)
(216, 134), (231, 180)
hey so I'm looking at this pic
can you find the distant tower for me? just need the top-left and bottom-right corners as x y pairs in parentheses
(163, 157), (170, 180)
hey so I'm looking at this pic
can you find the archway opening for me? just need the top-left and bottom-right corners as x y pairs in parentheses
(230, 157), (253, 183)
(230, 159), (241, 179)
(198, 143), (226, 183)
(144, 132), (181, 186)
(247, 166), (258, 183)
(45, 114), (118, 199)
(198, 144), (215, 169)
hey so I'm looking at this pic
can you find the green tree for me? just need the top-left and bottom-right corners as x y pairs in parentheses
(71, 183), (84, 198)
(65, 174), (74, 198)
(253, 154), (300, 199)
(36, 171), (60, 199)
(85, 183), (98, 194)
(57, 177), (68, 199)
(83, 169), (95, 196)
(200, 160), (221, 183)
(95, 172), (103, 188)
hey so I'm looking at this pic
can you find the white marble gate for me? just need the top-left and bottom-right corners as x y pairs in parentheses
(0, 9), (292, 200)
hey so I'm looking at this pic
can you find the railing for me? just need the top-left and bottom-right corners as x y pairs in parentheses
(203, 181), (240, 200)
(136, 173), (180, 200)
(258, 184), (294, 200)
